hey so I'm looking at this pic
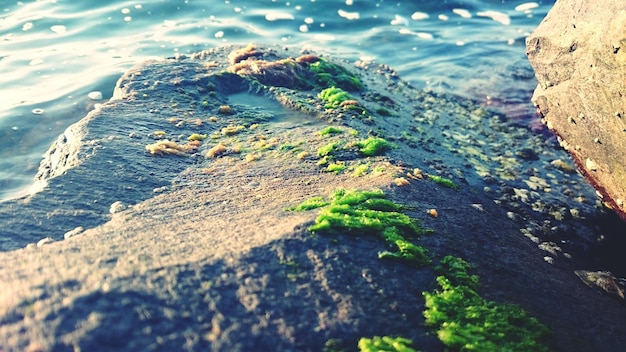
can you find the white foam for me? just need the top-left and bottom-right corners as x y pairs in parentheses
(477, 11), (511, 25)
(452, 9), (472, 19)
(50, 25), (66, 34)
(390, 15), (408, 26)
(265, 12), (295, 21)
(411, 12), (429, 21)
(515, 2), (539, 12)
(338, 9), (359, 20)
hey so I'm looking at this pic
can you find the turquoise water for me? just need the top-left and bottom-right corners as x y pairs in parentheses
(0, 0), (553, 200)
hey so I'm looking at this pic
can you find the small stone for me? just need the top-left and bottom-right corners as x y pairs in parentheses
(153, 186), (169, 193)
(37, 237), (54, 247)
(64, 226), (84, 239)
(585, 158), (597, 171)
(109, 201), (127, 214)
(550, 159), (575, 173)
(506, 211), (520, 221)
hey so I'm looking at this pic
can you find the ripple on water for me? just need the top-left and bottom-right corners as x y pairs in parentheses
(0, 0), (555, 200)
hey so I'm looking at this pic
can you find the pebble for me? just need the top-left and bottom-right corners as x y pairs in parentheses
(506, 211), (520, 221)
(153, 186), (169, 193)
(109, 201), (127, 214)
(37, 237), (54, 247)
(585, 158), (597, 171)
(64, 226), (84, 239)
(87, 91), (103, 100)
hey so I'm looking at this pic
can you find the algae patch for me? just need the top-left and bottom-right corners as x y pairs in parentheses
(357, 336), (417, 352)
(318, 87), (354, 109)
(427, 174), (460, 190)
(308, 58), (363, 91)
(356, 137), (394, 157)
(423, 256), (550, 351)
(293, 189), (430, 267)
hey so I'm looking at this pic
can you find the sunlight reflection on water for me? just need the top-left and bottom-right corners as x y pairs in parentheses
(0, 0), (553, 200)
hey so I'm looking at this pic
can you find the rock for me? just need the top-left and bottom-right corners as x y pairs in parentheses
(0, 45), (625, 351)
(36, 237), (54, 247)
(64, 226), (84, 239)
(526, 0), (626, 221)
(109, 201), (127, 214)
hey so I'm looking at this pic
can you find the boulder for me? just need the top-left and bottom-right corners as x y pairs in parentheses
(1, 45), (626, 351)
(526, 0), (626, 221)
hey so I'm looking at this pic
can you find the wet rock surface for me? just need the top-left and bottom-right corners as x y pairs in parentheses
(526, 0), (626, 221)
(1, 45), (626, 351)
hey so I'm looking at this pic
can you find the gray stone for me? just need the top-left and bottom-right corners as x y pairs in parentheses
(526, 0), (626, 221)
(0, 45), (625, 351)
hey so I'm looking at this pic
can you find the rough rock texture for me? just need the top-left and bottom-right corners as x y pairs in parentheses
(526, 0), (626, 221)
(1, 45), (626, 351)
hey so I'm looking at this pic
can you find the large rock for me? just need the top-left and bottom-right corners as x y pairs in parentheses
(526, 0), (626, 221)
(1, 45), (626, 351)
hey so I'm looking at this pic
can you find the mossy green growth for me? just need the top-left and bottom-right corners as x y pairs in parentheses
(327, 162), (347, 174)
(351, 163), (369, 177)
(307, 189), (430, 267)
(309, 59), (363, 91)
(435, 256), (479, 288)
(358, 336), (417, 352)
(356, 137), (394, 156)
(318, 126), (344, 136)
(287, 196), (329, 211)
(428, 175), (460, 190)
(423, 256), (550, 352)
(318, 87), (353, 109)
(317, 142), (341, 157)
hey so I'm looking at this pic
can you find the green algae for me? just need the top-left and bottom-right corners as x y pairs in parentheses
(308, 59), (363, 91)
(317, 142), (341, 157)
(423, 256), (550, 352)
(318, 126), (344, 136)
(286, 196), (329, 211)
(327, 162), (347, 174)
(358, 336), (417, 352)
(351, 163), (369, 177)
(427, 175), (460, 190)
(318, 87), (354, 109)
(356, 137), (394, 156)
(304, 189), (430, 267)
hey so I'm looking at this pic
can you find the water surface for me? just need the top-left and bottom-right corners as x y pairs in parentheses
(0, 0), (554, 200)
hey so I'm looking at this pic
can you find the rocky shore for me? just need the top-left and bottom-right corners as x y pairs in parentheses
(1, 45), (625, 351)
(527, 0), (626, 221)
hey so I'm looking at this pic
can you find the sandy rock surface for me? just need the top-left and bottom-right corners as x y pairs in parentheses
(527, 0), (626, 220)
(1, 45), (626, 351)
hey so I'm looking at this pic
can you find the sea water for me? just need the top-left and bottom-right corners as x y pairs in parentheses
(0, 0), (554, 200)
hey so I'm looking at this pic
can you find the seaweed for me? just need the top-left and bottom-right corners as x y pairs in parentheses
(308, 59), (363, 91)
(356, 137), (394, 156)
(327, 162), (347, 174)
(317, 142), (341, 158)
(305, 189), (430, 267)
(423, 256), (551, 351)
(318, 126), (344, 136)
(286, 196), (329, 211)
(358, 336), (417, 352)
(427, 175), (460, 190)
(318, 87), (354, 109)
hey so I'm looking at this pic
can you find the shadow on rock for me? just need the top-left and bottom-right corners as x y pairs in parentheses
(36, 231), (441, 351)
